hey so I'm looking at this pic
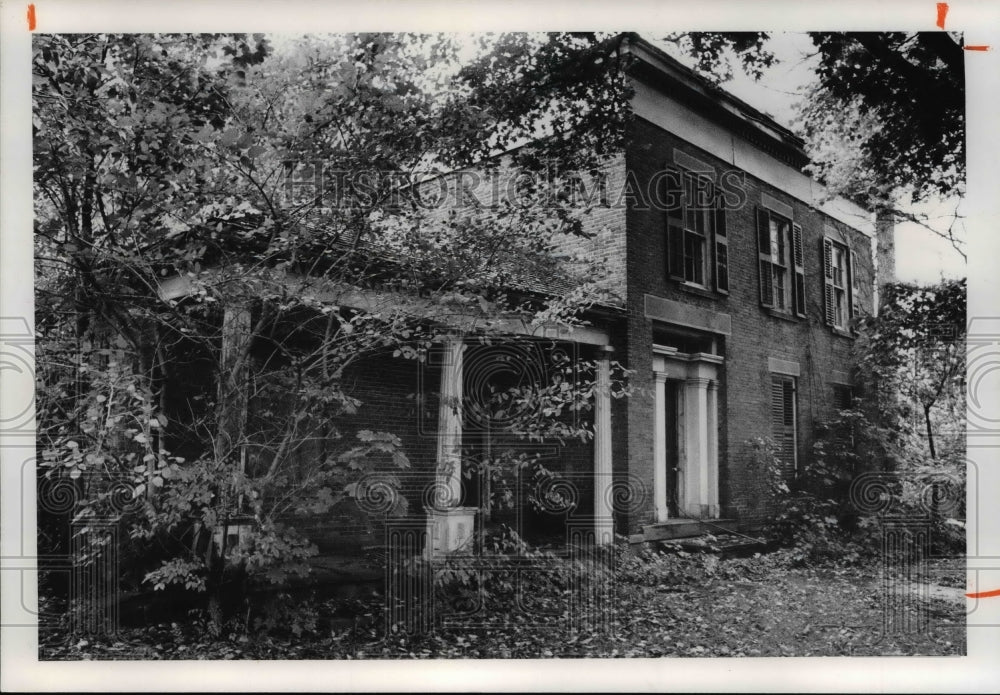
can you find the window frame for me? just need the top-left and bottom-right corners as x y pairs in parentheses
(822, 236), (856, 332)
(757, 206), (805, 317)
(665, 165), (728, 294)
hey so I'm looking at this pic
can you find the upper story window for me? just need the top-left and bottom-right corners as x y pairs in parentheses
(665, 166), (728, 295)
(757, 206), (805, 317)
(823, 236), (860, 332)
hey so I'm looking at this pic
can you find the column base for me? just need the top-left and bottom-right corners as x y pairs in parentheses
(424, 506), (477, 558)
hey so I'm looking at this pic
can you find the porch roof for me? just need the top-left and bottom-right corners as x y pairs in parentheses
(157, 269), (613, 346)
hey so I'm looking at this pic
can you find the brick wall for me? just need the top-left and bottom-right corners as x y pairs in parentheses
(622, 117), (874, 532)
(291, 350), (440, 553)
(414, 153), (628, 305)
(298, 339), (610, 549)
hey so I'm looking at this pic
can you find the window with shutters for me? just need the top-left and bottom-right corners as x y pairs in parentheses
(822, 237), (855, 331)
(832, 383), (853, 411)
(756, 208), (805, 316)
(664, 166), (729, 294)
(770, 374), (798, 478)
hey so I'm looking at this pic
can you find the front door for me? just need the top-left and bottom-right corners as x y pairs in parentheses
(653, 348), (722, 521)
(664, 380), (681, 518)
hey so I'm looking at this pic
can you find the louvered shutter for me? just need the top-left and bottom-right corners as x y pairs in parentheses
(822, 237), (836, 326)
(714, 203), (729, 294)
(665, 166), (685, 280)
(791, 223), (806, 318)
(757, 208), (773, 307)
(850, 249), (861, 320)
(771, 376), (797, 479)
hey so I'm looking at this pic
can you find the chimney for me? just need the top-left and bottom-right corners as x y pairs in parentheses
(875, 208), (895, 311)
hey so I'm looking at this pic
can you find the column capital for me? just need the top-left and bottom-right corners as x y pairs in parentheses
(653, 371), (668, 384)
(685, 376), (713, 389)
(707, 379), (719, 391)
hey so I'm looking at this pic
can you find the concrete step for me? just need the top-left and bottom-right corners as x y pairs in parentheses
(637, 518), (737, 542)
(662, 534), (770, 558)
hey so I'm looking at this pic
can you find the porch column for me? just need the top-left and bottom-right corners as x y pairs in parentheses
(706, 379), (719, 517)
(593, 346), (615, 545)
(435, 337), (466, 505)
(426, 337), (475, 556)
(682, 377), (711, 518)
(652, 372), (669, 522)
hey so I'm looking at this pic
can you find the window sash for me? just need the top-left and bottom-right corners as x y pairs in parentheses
(666, 166), (716, 288)
(758, 206), (794, 312)
(823, 236), (854, 329)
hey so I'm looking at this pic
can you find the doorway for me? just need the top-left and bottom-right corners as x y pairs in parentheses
(664, 379), (681, 519)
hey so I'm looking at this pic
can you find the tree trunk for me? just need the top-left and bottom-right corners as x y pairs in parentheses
(923, 403), (937, 460)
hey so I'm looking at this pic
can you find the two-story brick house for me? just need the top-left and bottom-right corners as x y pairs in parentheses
(157, 33), (874, 555)
(614, 35), (874, 542)
(407, 33), (874, 548)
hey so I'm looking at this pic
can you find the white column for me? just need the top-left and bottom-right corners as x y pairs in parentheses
(426, 337), (475, 557)
(653, 372), (668, 522)
(707, 379), (719, 518)
(683, 377), (710, 518)
(593, 347), (614, 545)
(435, 337), (466, 506)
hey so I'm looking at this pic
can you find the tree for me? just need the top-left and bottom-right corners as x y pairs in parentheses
(660, 31), (966, 256)
(855, 278), (966, 462)
(33, 32), (627, 626)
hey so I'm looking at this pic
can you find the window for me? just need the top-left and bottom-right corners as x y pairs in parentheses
(770, 374), (798, 478)
(665, 167), (728, 293)
(832, 383), (853, 411)
(757, 207), (805, 316)
(823, 237), (856, 331)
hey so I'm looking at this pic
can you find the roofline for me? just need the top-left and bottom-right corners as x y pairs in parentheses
(621, 33), (809, 169)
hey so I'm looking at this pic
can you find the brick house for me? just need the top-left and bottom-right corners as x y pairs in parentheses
(159, 34), (874, 556)
(615, 36), (874, 541)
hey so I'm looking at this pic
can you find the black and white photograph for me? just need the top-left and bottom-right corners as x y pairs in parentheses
(2, 1), (998, 691)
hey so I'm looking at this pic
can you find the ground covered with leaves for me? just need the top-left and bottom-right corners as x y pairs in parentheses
(39, 551), (964, 660)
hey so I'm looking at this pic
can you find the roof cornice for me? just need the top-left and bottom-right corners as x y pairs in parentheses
(621, 33), (809, 170)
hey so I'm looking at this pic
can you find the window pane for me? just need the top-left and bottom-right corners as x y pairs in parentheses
(683, 231), (705, 285)
(835, 288), (847, 327)
(832, 246), (846, 288)
(773, 267), (786, 310)
(684, 175), (696, 229)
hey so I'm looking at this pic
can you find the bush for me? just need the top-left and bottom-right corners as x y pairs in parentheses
(747, 433), (870, 566)
(747, 402), (966, 566)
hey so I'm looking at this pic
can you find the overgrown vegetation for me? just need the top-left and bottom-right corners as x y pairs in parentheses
(743, 278), (966, 566)
(33, 32), (966, 657)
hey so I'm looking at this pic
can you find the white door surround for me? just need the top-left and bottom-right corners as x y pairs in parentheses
(652, 345), (722, 522)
